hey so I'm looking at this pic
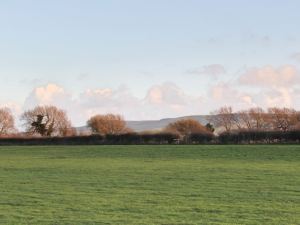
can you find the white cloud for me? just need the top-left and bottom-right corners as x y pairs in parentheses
(78, 86), (141, 121)
(24, 83), (73, 109)
(0, 101), (22, 116)
(9, 65), (300, 127)
(23, 82), (204, 125)
(207, 82), (256, 110)
(204, 64), (300, 111)
(236, 65), (300, 109)
(143, 82), (204, 118)
(239, 65), (299, 87)
(264, 87), (292, 108)
(145, 82), (188, 105)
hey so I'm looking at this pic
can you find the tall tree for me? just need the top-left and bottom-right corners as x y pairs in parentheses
(87, 114), (131, 135)
(248, 107), (268, 130)
(21, 106), (72, 136)
(210, 106), (235, 132)
(237, 110), (252, 129)
(268, 107), (299, 131)
(0, 108), (15, 136)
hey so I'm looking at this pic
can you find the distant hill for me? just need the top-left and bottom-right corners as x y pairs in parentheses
(77, 115), (213, 133)
(126, 115), (212, 132)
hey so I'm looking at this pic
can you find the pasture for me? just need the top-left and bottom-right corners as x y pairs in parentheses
(0, 145), (299, 224)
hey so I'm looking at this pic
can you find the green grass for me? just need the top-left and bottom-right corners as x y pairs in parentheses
(0, 145), (299, 225)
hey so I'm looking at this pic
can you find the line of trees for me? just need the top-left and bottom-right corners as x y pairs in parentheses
(0, 106), (75, 137)
(21, 106), (73, 137)
(0, 105), (299, 144)
(209, 106), (300, 132)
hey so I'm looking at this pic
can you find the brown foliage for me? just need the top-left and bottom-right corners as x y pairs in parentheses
(21, 105), (72, 136)
(0, 108), (16, 136)
(165, 119), (210, 137)
(62, 127), (78, 137)
(87, 114), (131, 135)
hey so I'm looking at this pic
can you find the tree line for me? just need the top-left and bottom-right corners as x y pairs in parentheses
(0, 105), (299, 144)
(209, 106), (300, 132)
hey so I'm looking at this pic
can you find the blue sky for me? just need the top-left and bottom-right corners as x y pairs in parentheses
(1, 0), (300, 125)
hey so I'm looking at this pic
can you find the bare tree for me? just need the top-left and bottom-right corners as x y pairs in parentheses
(237, 110), (252, 129)
(230, 108), (270, 131)
(296, 112), (300, 130)
(87, 114), (131, 135)
(295, 122), (300, 130)
(248, 107), (269, 130)
(268, 107), (299, 131)
(21, 106), (72, 136)
(0, 108), (15, 136)
(210, 106), (235, 132)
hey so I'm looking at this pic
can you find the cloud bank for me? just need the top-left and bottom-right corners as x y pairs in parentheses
(22, 82), (204, 126)
(4, 65), (300, 126)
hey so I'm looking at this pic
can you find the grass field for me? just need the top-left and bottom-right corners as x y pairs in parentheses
(0, 145), (299, 225)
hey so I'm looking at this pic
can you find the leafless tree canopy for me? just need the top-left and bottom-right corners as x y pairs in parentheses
(0, 108), (15, 135)
(87, 114), (131, 135)
(236, 107), (269, 130)
(210, 106), (300, 132)
(267, 107), (299, 131)
(21, 106), (72, 136)
(210, 106), (235, 132)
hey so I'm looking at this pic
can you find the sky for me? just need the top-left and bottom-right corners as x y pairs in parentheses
(1, 0), (300, 126)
